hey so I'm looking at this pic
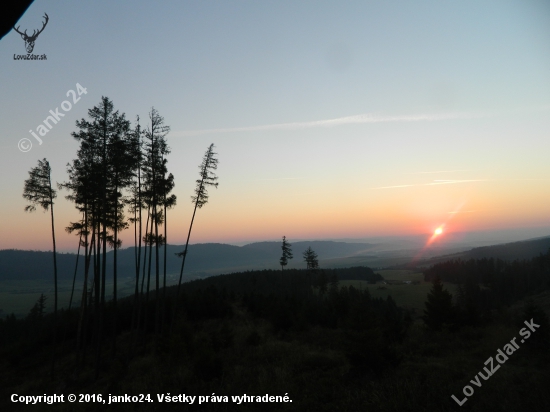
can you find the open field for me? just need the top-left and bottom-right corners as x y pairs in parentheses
(339, 269), (458, 317)
(0, 275), (181, 317)
(0, 279), (72, 317)
(321, 255), (415, 269)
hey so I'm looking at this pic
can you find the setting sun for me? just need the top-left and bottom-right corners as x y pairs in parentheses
(434, 227), (443, 236)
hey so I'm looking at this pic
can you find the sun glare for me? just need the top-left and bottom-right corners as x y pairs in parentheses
(434, 227), (443, 236)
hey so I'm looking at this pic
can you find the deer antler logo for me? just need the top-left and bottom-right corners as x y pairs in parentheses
(13, 13), (49, 54)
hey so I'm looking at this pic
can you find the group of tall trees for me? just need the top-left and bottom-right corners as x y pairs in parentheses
(424, 253), (550, 315)
(423, 251), (550, 331)
(22, 96), (218, 375)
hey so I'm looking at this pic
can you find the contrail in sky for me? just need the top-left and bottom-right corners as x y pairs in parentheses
(174, 111), (485, 137)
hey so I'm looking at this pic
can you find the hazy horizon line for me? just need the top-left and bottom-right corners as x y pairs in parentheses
(4, 226), (550, 254)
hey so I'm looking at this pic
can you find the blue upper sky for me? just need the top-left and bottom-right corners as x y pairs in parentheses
(1, 0), (549, 251)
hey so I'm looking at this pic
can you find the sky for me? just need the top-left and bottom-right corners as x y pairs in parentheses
(1, 0), (549, 252)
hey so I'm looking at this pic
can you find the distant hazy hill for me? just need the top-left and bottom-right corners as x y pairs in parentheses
(0, 241), (373, 281)
(428, 236), (550, 263)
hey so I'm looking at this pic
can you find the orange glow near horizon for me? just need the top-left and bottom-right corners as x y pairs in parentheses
(4, 176), (550, 252)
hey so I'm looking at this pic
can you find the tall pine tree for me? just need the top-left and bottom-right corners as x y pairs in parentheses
(280, 236), (293, 271)
(423, 275), (455, 331)
(23, 158), (58, 375)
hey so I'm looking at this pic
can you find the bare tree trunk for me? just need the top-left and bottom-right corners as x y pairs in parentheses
(49, 184), (58, 377)
(176, 183), (202, 296)
(172, 191), (201, 332)
(76, 216), (93, 367)
(112, 179), (119, 355)
(155, 203), (160, 340)
(162, 201), (167, 332)
(68, 228), (83, 311)
(144, 207), (154, 335)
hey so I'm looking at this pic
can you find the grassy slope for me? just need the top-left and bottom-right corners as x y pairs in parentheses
(340, 269), (458, 317)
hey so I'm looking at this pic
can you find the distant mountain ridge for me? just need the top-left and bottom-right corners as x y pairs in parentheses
(0, 241), (374, 282)
(426, 235), (550, 264)
(3, 236), (549, 282)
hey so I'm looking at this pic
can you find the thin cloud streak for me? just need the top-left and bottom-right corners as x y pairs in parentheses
(174, 111), (486, 137)
(173, 105), (550, 138)
(412, 170), (473, 174)
(371, 179), (488, 190)
(250, 177), (305, 181)
(433, 179), (462, 182)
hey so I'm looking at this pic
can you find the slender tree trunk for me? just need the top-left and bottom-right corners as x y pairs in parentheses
(162, 200), (167, 332)
(132, 183), (142, 334)
(93, 218), (100, 311)
(172, 183), (203, 330)
(144, 207), (154, 335)
(152, 129), (160, 340)
(132, 194), (138, 332)
(176, 180), (204, 296)
(136, 205), (150, 340)
(140, 206), (150, 297)
(68, 228), (83, 311)
(96, 113), (108, 379)
(76, 210), (91, 368)
(63, 225), (82, 360)
(137, 165), (143, 302)
(133, 124), (143, 336)
(49, 183), (58, 377)
(112, 179), (119, 354)
(155, 204), (160, 339)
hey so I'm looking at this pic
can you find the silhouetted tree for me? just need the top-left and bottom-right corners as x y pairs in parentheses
(127, 116), (144, 332)
(105, 106), (135, 354)
(141, 107), (175, 337)
(303, 247), (319, 270)
(67, 224), (83, 311)
(455, 277), (481, 327)
(22, 158), (58, 375)
(423, 275), (455, 331)
(280, 236), (293, 271)
(317, 271), (328, 295)
(27, 293), (47, 321)
(176, 144), (219, 296)
(60, 137), (96, 364)
(161, 158), (176, 331)
(63, 96), (131, 377)
(303, 246), (319, 295)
